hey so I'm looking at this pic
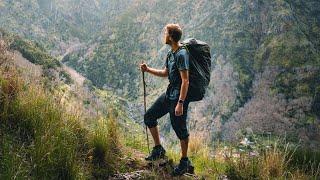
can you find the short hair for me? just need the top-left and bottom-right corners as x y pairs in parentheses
(165, 24), (182, 42)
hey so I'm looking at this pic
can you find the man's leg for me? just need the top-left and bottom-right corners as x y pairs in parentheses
(144, 93), (169, 160)
(144, 93), (168, 145)
(170, 100), (190, 158)
(180, 137), (189, 158)
(170, 100), (194, 175)
(149, 126), (160, 146)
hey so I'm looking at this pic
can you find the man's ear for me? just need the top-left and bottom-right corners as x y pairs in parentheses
(168, 36), (173, 45)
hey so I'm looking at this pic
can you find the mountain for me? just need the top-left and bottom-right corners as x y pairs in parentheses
(1, 0), (319, 147)
(0, 0), (132, 55)
(1, 1), (320, 179)
(63, 0), (320, 146)
(2, 34), (320, 178)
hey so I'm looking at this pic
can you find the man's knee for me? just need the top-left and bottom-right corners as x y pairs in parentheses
(171, 123), (189, 140)
(176, 130), (189, 140)
(144, 113), (158, 128)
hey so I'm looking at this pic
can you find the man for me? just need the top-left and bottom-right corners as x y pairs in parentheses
(140, 23), (194, 176)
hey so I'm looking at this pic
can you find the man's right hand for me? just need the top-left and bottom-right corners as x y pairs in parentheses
(140, 63), (149, 72)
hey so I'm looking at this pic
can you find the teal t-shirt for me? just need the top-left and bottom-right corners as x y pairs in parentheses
(165, 47), (190, 100)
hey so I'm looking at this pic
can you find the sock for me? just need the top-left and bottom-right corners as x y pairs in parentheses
(154, 145), (162, 149)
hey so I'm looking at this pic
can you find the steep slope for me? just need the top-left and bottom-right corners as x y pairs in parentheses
(63, 0), (320, 146)
(0, 33), (153, 179)
(183, 0), (320, 146)
(0, 29), (143, 138)
(1, 37), (319, 180)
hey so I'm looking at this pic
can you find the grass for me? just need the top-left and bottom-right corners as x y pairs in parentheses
(0, 65), (126, 179)
(162, 135), (320, 179)
(0, 39), (143, 179)
(0, 66), (87, 179)
(122, 128), (150, 154)
(88, 114), (122, 178)
(0, 134), (30, 179)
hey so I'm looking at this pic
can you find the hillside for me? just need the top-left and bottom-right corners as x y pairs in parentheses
(1, 0), (319, 148)
(0, 0), (133, 56)
(0, 32), (150, 179)
(59, 0), (320, 147)
(1, 33), (320, 179)
(1, 0), (320, 178)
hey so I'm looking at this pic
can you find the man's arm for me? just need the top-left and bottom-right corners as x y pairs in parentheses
(175, 69), (189, 116)
(140, 63), (168, 77)
(174, 48), (190, 116)
(147, 67), (168, 77)
(178, 70), (189, 101)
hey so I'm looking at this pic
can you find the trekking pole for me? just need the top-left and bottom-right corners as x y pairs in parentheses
(142, 67), (151, 154)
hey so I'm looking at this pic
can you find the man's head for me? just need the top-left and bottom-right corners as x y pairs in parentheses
(163, 24), (182, 45)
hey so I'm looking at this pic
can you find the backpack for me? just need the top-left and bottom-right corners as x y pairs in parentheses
(180, 38), (211, 102)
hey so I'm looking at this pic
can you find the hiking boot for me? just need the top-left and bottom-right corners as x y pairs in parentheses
(145, 145), (166, 161)
(172, 157), (194, 176)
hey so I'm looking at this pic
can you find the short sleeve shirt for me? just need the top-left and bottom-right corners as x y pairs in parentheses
(165, 47), (189, 100)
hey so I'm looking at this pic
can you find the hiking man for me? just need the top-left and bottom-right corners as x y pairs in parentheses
(140, 23), (194, 176)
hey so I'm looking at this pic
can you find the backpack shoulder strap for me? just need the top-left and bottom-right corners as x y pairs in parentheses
(179, 43), (190, 55)
(175, 44), (189, 55)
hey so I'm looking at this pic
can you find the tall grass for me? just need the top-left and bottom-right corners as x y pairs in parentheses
(163, 134), (320, 179)
(289, 148), (320, 178)
(224, 142), (320, 179)
(0, 67), (129, 179)
(0, 43), (128, 179)
(0, 134), (30, 179)
(88, 113), (122, 179)
(0, 66), (88, 179)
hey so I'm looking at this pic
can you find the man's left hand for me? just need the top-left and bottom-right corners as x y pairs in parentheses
(175, 103), (183, 116)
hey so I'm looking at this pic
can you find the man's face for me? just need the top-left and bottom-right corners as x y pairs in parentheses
(163, 28), (172, 45)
